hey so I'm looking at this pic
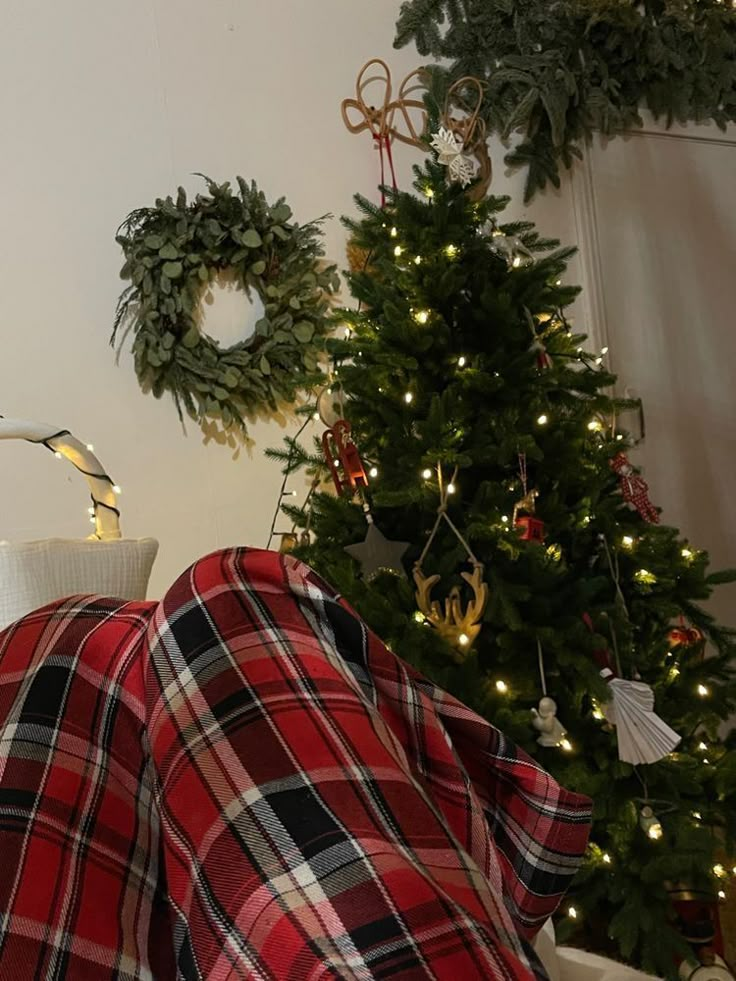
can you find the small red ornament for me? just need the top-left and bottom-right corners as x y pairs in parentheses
(516, 515), (545, 542)
(322, 420), (369, 496)
(530, 340), (552, 371)
(610, 452), (659, 524)
(668, 617), (704, 650)
(513, 453), (545, 541)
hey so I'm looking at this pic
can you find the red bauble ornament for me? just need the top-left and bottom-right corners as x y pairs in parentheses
(668, 617), (704, 650)
(516, 515), (545, 542)
(322, 420), (368, 496)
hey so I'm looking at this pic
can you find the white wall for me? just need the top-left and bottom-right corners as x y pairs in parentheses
(0, 0), (574, 596)
(570, 119), (736, 625)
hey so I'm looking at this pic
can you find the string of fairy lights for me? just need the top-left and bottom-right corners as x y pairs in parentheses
(265, 200), (733, 915)
(0, 416), (122, 540)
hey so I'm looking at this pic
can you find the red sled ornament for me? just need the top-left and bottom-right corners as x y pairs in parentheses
(322, 420), (369, 496)
(610, 452), (659, 524)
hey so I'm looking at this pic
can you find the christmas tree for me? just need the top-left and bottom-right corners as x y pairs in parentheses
(268, 156), (736, 976)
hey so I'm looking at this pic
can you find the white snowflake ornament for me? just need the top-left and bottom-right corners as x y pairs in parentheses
(430, 127), (475, 187)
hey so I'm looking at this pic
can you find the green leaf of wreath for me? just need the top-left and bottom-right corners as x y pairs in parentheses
(111, 174), (338, 437)
(242, 229), (262, 248)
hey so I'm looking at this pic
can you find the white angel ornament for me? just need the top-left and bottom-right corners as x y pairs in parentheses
(531, 697), (567, 747)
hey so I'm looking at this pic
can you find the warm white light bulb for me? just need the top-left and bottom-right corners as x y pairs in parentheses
(512, 256), (522, 269)
(681, 548), (693, 559)
(602, 853), (612, 864)
(89, 516), (96, 525)
(414, 255), (422, 265)
(394, 245), (403, 257)
(568, 906), (578, 919)
(457, 356), (466, 367)
(86, 443), (95, 452)
(622, 536), (634, 548)
(698, 741), (708, 751)
(424, 187), (434, 199)
(447, 483), (456, 495)
(501, 515), (509, 524)
(537, 414), (548, 425)
(495, 680), (508, 693)
(414, 310), (429, 325)
(87, 506), (95, 516)
(422, 468), (432, 480)
(697, 684), (709, 697)
(390, 226), (398, 238)
(713, 864), (727, 878)
(718, 890), (726, 901)
(693, 811), (702, 820)
(458, 633), (470, 646)
(54, 451), (63, 459)
(647, 823), (663, 841)
(445, 244), (457, 257)
(560, 738), (573, 752)
(404, 392), (413, 404)
(587, 419), (602, 432)
(369, 467), (378, 478)
(112, 484), (122, 495)
(601, 346), (609, 355)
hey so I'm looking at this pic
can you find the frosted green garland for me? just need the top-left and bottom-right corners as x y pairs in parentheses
(395, 0), (736, 200)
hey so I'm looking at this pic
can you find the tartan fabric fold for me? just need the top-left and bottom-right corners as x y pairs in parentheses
(0, 547), (590, 979)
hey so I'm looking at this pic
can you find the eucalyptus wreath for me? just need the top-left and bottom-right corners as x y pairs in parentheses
(112, 176), (338, 434)
(395, 0), (736, 200)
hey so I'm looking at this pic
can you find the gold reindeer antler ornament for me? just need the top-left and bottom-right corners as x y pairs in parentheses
(412, 465), (490, 656)
(414, 562), (488, 656)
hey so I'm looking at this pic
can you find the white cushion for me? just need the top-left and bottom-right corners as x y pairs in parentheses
(0, 538), (159, 630)
(557, 945), (661, 981)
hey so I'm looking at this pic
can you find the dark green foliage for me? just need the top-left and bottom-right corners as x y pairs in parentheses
(112, 176), (339, 435)
(273, 161), (736, 975)
(394, 0), (736, 200)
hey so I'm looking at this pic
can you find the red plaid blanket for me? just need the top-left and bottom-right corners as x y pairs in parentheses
(0, 548), (590, 979)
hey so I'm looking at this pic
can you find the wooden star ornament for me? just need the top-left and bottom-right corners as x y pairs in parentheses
(344, 522), (409, 580)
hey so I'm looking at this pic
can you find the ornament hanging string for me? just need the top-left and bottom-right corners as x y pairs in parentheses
(373, 134), (398, 207)
(519, 451), (528, 497)
(415, 465), (481, 571)
(537, 638), (548, 697)
(599, 532), (627, 676)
